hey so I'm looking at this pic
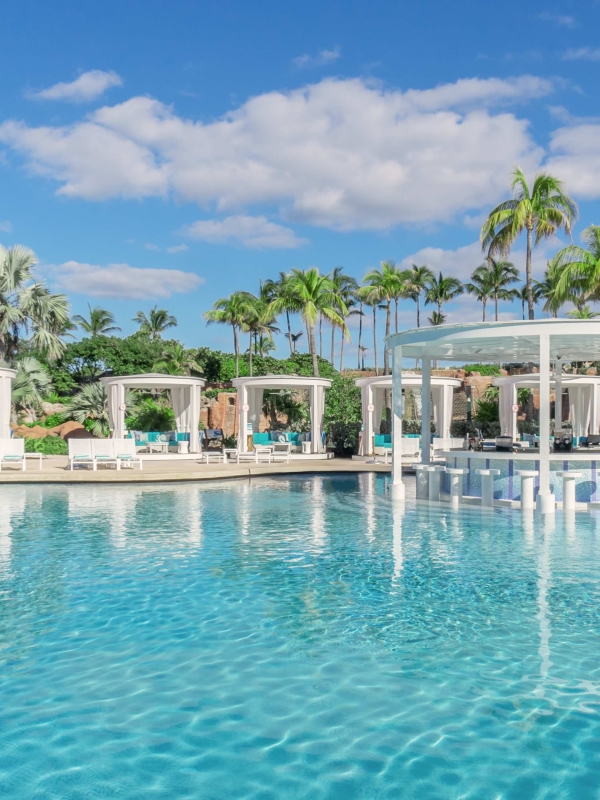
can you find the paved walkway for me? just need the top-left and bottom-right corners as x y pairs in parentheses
(0, 457), (392, 484)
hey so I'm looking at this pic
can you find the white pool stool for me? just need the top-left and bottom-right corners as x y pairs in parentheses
(516, 470), (539, 511)
(446, 467), (469, 507)
(475, 468), (501, 508)
(557, 471), (582, 511)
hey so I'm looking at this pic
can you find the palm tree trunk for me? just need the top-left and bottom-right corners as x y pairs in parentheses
(319, 315), (323, 357)
(330, 323), (335, 365)
(395, 298), (399, 333)
(417, 294), (421, 327)
(248, 332), (253, 377)
(526, 225), (534, 319)
(495, 292), (499, 321)
(482, 300), (486, 322)
(233, 325), (239, 378)
(286, 310), (293, 355)
(309, 324), (319, 377)
(384, 303), (391, 375)
(340, 328), (345, 372)
(373, 306), (378, 376)
(357, 302), (363, 369)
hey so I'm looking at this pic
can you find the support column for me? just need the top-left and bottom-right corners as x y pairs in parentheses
(421, 358), (432, 465)
(554, 360), (562, 433)
(391, 346), (404, 498)
(366, 384), (374, 455)
(117, 382), (126, 439)
(537, 335), (555, 513)
(239, 384), (249, 453)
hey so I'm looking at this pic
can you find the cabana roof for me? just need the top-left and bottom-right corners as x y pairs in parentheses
(493, 373), (600, 388)
(100, 373), (205, 390)
(232, 375), (331, 390)
(386, 319), (600, 362)
(354, 373), (461, 389)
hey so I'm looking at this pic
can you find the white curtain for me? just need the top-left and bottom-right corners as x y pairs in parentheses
(107, 383), (119, 436)
(248, 387), (264, 432)
(373, 387), (384, 434)
(431, 386), (442, 434)
(172, 387), (191, 433)
(0, 373), (12, 439)
(434, 384), (454, 441)
(414, 388), (422, 419)
(499, 383), (517, 440)
(569, 386), (592, 439)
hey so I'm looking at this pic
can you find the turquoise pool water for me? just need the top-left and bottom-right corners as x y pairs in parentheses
(1, 476), (600, 798)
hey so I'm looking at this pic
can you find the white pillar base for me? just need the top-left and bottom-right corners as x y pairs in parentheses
(413, 464), (429, 499)
(425, 465), (445, 501)
(536, 492), (556, 514)
(390, 481), (405, 500)
(476, 469), (501, 508)
(517, 470), (539, 512)
(558, 471), (582, 512)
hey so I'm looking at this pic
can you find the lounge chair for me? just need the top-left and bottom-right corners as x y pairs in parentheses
(200, 449), (226, 464)
(115, 439), (143, 470)
(68, 438), (94, 470)
(0, 438), (26, 471)
(92, 440), (118, 470)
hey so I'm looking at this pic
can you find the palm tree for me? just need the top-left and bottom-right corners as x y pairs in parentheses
(405, 264), (434, 328)
(480, 168), (578, 319)
(289, 331), (303, 353)
(241, 294), (279, 377)
(517, 284), (529, 320)
(255, 334), (276, 356)
(357, 290), (380, 375)
(287, 268), (347, 377)
(66, 382), (110, 437)
(263, 272), (302, 356)
(533, 261), (564, 318)
(358, 345), (369, 370)
(133, 305), (177, 340)
(356, 296), (365, 369)
(73, 304), (121, 337)
(203, 292), (254, 378)
(0, 245), (70, 362)
(11, 357), (53, 419)
(362, 261), (404, 374)
(485, 258), (520, 320)
(153, 342), (201, 375)
(464, 265), (494, 321)
(328, 268), (357, 366)
(552, 225), (600, 309)
(567, 306), (600, 319)
(425, 272), (463, 319)
(429, 310), (446, 326)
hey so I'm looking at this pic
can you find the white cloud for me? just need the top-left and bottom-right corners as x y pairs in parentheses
(562, 47), (600, 61)
(28, 70), (123, 103)
(144, 242), (160, 251)
(292, 48), (341, 69)
(52, 261), (202, 299)
(166, 244), (189, 253)
(184, 215), (307, 249)
(0, 220), (12, 233)
(546, 124), (600, 198)
(0, 75), (552, 229)
(144, 242), (189, 253)
(539, 12), (577, 28)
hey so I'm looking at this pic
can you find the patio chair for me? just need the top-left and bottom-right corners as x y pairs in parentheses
(115, 438), (143, 470)
(0, 437), (26, 471)
(200, 449), (226, 464)
(68, 438), (94, 470)
(237, 446), (273, 464)
(91, 440), (118, 470)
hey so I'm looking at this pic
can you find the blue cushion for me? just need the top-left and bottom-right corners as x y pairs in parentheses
(253, 432), (270, 445)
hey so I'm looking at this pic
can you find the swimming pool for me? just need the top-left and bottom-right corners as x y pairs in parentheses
(1, 475), (600, 798)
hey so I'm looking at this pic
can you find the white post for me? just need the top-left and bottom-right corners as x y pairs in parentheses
(592, 383), (599, 435)
(117, 382), (126, 439)
(559, 471), (581, 511)
(391, 346), (404, 498)
(510, 383), (518, 441)
(537, 335), (555, 513)
(239, 384), (249, 453)
(518, 470), (539, 511)
(310, 384), (317, 454)
(366, 384), (374, 455)
(554, 360), (562, 433)
(421, 358), (432, 465)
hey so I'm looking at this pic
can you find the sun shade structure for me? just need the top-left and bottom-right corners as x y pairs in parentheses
(354, 373), (461, 455)
(493, 372), (600, 442)
(386, 319), (600, 512)
(100, 374), (205, 452)
(0, 367), (16, 439)
(232, 375), (332, 454)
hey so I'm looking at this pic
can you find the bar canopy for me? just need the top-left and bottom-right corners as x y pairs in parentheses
(100, 373), (205, 452)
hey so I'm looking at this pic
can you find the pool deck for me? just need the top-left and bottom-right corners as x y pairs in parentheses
(0, 456), (393, 484)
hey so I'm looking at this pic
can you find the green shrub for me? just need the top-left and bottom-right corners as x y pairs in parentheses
(41, 413), (67, 428)
(23, 437), (68, 455)
(464, 363), (501, 377)
(126, 398), (175, 431)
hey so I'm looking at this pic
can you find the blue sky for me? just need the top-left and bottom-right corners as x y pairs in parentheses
(1, 0), (600, 367)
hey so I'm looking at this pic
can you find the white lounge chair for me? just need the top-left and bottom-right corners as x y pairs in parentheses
(68, 438), (94, 470)
(0, 438), (26, 471)
(114, 439), (143, 470)
(92, 439), (118, 470)
(236, 446), (272, 464)
(200, 449), (226, 464)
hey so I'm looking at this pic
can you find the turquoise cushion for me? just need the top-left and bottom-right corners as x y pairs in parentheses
(253, 433), (270, 445)
(374, 434), (392, 446)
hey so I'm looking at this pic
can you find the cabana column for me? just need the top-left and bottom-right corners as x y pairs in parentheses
(421, 359), (432, 465)
(239, 383), (249, 453)
(554, 360), (562, 434)
(391, 346), (404, 497)
(537, 334), (555, 513)
(0, 368), (16, 439)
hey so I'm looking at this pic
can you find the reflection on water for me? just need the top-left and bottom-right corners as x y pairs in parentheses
(391, 500), (404, 583)
(0, 487), (26, 577)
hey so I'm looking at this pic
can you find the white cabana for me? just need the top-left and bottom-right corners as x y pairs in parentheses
(100, 373), (205, 453)
(231, 375), (332, 454)
(494, 373), (600, 442)
(386, 319), (600, 512)
(354, 373), (461, 455)
(0, 367), (16, 439)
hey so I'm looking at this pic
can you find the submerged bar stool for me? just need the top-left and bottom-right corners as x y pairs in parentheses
(412, 463), (430, 499)
(424, 465), (446, 501)
(476, 468), (501, 508)
(557, 471), (582, 511)
(446, 467), (469, 507)
(516, 469), (539, 511)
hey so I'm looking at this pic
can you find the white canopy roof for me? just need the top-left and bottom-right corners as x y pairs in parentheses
(354, 373), (461, 389)
(100, 373), (205, 390)
(386, 319), (600, 362)
(493, 373), (600, 388)
(232, 375), (331, 390)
